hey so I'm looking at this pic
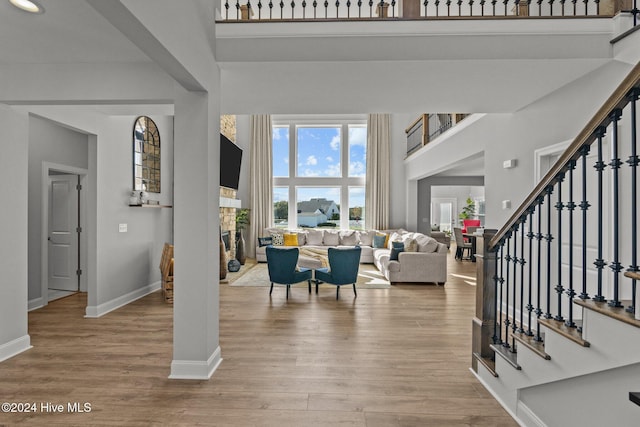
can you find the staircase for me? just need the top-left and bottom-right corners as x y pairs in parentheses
(472, 61), (640, 426)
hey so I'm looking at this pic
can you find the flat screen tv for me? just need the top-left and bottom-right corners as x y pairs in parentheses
(220, 133), (243, 190)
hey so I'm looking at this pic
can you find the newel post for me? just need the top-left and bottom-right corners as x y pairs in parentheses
(471, 229), (498, 373)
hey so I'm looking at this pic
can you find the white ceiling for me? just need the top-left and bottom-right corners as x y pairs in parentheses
(0, 0), (150, 64)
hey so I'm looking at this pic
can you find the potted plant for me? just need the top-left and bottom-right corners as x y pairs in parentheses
(235, 208), (250, 265)
(458, 197), (476, 225)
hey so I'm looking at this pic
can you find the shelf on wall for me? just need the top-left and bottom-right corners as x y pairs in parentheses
(129, 204), (173, 208)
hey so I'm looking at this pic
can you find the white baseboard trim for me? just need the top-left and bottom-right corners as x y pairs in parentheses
(85, 281), (161, 318)
(517, 400), (547, 427)
(0, 335), (32, 363)
(28, 297), (44, 312)
(469, 367), (527, 427)
(169, 346), (223, 380)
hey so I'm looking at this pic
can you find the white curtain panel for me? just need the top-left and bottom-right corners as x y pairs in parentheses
(365, 113), (390, 230)
(249, 115), (273, 258)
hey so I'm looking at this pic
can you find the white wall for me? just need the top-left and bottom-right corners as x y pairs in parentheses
(93, 115), (174, 309)
(0, 106), (30, 360)
(389, 113), (413, 229)
(27, 115), (89, 303)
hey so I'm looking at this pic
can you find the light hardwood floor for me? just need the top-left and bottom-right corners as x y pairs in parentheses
(0, 248), (517, 426)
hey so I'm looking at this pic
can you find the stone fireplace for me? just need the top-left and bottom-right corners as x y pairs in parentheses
(219, 114), (239, 261)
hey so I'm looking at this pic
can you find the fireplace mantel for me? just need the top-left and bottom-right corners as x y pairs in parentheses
(220, 196), (241, 209)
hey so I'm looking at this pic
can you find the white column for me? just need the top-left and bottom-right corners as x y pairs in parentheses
(170, 87), (221, 379)
(0, 106), (31, 362)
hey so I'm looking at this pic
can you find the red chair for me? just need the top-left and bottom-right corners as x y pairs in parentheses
(461, 219), (481, 234)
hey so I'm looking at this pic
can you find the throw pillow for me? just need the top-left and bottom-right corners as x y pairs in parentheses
(405, 238), (418, 252)
(257, 236), (273, 247)
(339, 230), (358, 246)
(296, 231), (307, 246)
(357, 230), (375, 246)
(388, 232), (402, 249)
(390, 241), (405, 261)
(270, 233), (284, 246)
(323, 230), (340, 246)
(413, 233), (439, 253)
(306, 229), (324, 245)
(373, 234), (387, 248)
(283, 233), (299, 246)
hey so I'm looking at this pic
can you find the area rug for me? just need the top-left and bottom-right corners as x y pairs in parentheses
(229, 263), (391, 289)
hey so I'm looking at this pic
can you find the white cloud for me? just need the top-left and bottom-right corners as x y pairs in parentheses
(284, 158), (289, 164)
(326, 156), (334, 162)
(302, 169), (320, 177)
(306, 155), (317, 166)
(349, 161), (365, 176)
(330, 134), (340, 151)
(324, 164), (341, 177)
(349, 127), (367, 147)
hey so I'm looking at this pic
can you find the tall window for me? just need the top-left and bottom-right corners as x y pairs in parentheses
(272, 117), (366, 230)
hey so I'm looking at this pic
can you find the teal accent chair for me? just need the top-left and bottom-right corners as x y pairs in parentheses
(314, 247), (362, 299)
(266, 246), (312, 299)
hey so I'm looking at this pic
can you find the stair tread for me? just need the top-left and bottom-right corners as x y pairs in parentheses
(513, 332), (551, 360)
(538, 318), (590, 347)
(490, 344), (521, 370)
(574, 299), (640, 329)
(473, 352), (498, 377)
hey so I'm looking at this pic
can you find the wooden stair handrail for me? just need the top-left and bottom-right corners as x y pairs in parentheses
(490, 61), (640, 249)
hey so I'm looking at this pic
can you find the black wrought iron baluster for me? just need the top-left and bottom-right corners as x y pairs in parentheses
(595, 0), (600, 14)
(627, 89), (640, 314)
(503, 0), (508, 15)
(247, 0), (253, 19)
(423, 0), (429, 17)
(560, 0), (566, 15)
(565, 160), (577, 328)
(579, 145), (591, 300)
(446, 0), (451, 16)
(236, 0), (241, 20)
(369, 0), (374, 17)
(435, 0), (441, 15)
(545, 186), (554, 318)
(526, 209), (535, 336)
(335, 0), (340, 18)
(258, 0), (264, 19)
(280, 0), (285, 18)
(291, 0), (296, 19)
(301, 0), (306, 18)
(225, 0), (230, 20)
(346, 0), (351, 17)
(391, 0), (397, 17)
(470, 0), (475, 16)
(519, 219), (526, 334)
(512, 225), (519, 344)
(269, 0), (274, 18)
(609, 109), (624, 308)
(313, 0), (318, 17)
(358, 0), (363, 16)
(549, 0), (555, 16)
(491, 0), (497, 15)
(480, 0), (486, 15)
(535, 198), (545, 342)
(583, 0), (588, 15)
(537, 0), (543, 15)
(498, 243), (505, 344)
(555, 173), (565, 322)
(324, 0), (328, 18)
(571, 0), (576, 15)
(515, 0), (520, 15)
(493, 244), (503, 344)
(503, 234), (512, 349)
(593, 126), (607, 302)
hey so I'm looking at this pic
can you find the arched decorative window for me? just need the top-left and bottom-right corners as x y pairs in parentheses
(133, 116), (161, 193)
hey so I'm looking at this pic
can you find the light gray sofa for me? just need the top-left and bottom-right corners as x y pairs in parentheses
(256, 228), (447, 285)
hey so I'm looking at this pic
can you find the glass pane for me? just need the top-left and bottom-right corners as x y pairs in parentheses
(135, 152), (142, 165)
(296, 187), (340, 229)
(348, 187), (365, 230)
(273, 187), (289, 229)
(348, 125), (367, 177)
(440, 203), (452, 232)
(133, 116), (160, 193)
(297, 127), (341, 177)
(272, 126), (289, 178)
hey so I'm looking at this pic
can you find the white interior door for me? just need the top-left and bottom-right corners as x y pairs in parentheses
(48, 174), (79, 292)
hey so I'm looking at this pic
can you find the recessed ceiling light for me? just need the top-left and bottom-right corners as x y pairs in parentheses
(9, 0), (44, 13)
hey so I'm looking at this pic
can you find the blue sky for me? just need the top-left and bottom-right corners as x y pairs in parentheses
(272, 125), (366, 209)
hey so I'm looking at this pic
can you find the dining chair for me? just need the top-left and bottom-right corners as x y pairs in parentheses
(314, 247), (362, 299)
(453, 227), (472, 261)
(266, 246), (313, 299)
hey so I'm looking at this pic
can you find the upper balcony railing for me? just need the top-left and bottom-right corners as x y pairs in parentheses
(220, 0), (636, 21)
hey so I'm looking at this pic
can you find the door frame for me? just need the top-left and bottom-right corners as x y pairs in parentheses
(41, 161), (89, 305)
